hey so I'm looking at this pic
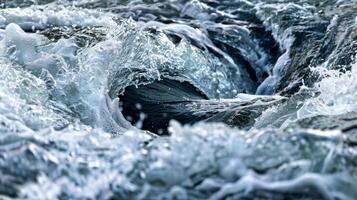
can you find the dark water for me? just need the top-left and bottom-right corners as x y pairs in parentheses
(0, 0), (356, 199)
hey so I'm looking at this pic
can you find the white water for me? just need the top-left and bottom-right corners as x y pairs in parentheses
(0, 1), (356, 200)
(298, 59), (357, 118)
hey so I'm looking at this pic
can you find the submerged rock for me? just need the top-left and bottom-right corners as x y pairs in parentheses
(287, 112), (357, 145)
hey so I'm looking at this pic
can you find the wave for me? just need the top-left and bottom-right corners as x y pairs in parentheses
(0, 0), (356, 199)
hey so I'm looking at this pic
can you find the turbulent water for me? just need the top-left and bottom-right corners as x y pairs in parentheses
(0, 0), (356, 199)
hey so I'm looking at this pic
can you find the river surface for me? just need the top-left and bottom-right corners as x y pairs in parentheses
(0, 0), (356, 199)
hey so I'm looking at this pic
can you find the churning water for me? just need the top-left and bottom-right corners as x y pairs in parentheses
(0, 0), (356, 199)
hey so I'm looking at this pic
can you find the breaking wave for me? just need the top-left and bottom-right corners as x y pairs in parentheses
(0, 1), (356, 199)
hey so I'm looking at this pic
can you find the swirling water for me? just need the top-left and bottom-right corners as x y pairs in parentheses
(0, 0), (356, 199)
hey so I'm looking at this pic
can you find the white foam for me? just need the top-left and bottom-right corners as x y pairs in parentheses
(2, 23), (42, 63)
(0, 6), (116, 30)
(209, 172), (356, 200)
(298, 57), (357, 118)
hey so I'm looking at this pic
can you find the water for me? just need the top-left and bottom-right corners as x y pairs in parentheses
(0, 0), (356, 199)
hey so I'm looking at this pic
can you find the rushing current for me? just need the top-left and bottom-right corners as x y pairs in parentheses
(0, 0), (356, 199)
